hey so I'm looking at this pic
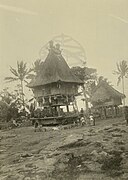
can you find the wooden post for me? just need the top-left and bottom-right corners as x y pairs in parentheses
(115, 105), (117, 117)
(57, 106), (61, 116)
(111, 106), (114, 118)
(74, 98), (79, 115)
(66, 105), (69, 113)
(104, 107), (107, 119)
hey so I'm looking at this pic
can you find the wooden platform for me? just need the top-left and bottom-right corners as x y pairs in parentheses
(30, 114), (79, 126)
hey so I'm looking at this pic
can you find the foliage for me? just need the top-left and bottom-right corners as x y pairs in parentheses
(26, 59), (44, 80)
(71, 66), (97, 111)
(97, 76), (111, 85)
(71, 66), (97, 82)
(33, 59), (44, 75)
(5, 61), (32, 83)
(5, 61), (33, 106)
(0, 87), (20, 121)
(0, 88), (12, 104)
(113, 60), (128, 86)
(71, 66), (97, 95)
(113, 60), (128, 105)
(0, 101), (9, 121)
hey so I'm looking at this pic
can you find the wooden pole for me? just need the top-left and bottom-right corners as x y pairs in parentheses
(57, 106), (61, 116)
(66, 105), (69, 113)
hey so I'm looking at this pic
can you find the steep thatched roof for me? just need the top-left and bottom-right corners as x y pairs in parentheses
(91, 81), (125, 102)
(28, 44), (83, 88)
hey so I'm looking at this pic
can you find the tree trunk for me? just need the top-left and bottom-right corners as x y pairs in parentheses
(122, 76), (125, 106)
(21, 80), (25, 107)
(82, 85), (89, 113)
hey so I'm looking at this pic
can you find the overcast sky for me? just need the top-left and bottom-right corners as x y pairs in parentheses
(0, 0), (128, 103)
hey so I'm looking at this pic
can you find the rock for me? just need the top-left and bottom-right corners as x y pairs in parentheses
(87, 132), (97, 136)
(120, 129), (126, 133)
(99, 151), (108, 157)
(57, 162), (68, 171)
(0, 150), (4, 153)
(104, 126), (112, 130)
(106, 127), (122, 133)
(83, 161), (101, 172)
(121, 173), (128, 179)
(91, 150), (109, 163)
(77, 164), (82, 168)
(93, 141), (103, 148)
(25, 163), (35, 168)
(113, 139), (125, 145)
(112, 123), (118, 126)
(103, 138), (109, 141)
(52, 127), (59, 131)
(21, 153), (33, 158)
(112, 133), (122, 137)
(108, 149), (123, 156)
(88, 128), (95, 133)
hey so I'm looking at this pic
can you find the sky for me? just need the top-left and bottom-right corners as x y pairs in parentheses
(0, 0), (128, 103)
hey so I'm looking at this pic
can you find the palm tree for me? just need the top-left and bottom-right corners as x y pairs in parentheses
(33, 59), (43, 75)
(114, 60), (128, 105)
(26, 59), (44, 80)
(5, 61), (32, 106)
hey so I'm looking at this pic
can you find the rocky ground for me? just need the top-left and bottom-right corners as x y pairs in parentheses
(0, 117), (128, 180)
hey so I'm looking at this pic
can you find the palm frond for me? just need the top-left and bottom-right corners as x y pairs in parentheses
(116, 62), (121, 73)
(4, 77), (19, 83)
(117, 76), (121, 86)
(10, 66), (19, 77)
(26, 74), (35, 79)
(120, 60), (128, 76)
(24, 79), (28, 84)
(113, 70), (120, 75)
(26, 68), (34, 74)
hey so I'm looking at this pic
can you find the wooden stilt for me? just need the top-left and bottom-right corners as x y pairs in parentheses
(66, 105), (69, 113)
(57, 106), (61, 116)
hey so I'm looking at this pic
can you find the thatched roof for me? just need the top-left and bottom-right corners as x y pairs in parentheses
(28, 44), (83, 88)
(91, 81), (125, 102)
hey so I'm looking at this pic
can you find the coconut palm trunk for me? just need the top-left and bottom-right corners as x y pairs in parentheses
(5, 61), (33, 108)
(21, 80), (25, 106)
(122, 76), (125, 106)
(82, 85), (89, 113)
(114, 60), (128, 107)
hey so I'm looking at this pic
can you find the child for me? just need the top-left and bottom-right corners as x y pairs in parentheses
(89, 114), (95, 126)
(80, 116), (86, 126)
(34, 121), (39, 132)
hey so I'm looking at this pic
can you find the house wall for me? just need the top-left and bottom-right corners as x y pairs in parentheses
(33, 82), (79, 97)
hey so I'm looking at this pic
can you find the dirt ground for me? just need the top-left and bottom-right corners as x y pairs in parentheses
(0, 117), (128, 180)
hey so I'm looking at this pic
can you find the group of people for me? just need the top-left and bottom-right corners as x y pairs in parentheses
(75, 108), (95, 126)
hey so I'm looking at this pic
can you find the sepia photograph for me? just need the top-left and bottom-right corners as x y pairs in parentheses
(0, 0), (128, 179)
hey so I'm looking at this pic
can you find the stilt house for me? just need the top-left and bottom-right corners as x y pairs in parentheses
(28, 41), (83, 123)
(91, 81), (125, 119)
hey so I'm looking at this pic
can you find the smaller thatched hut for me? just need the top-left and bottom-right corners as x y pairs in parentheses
(91, 81), (125, 119)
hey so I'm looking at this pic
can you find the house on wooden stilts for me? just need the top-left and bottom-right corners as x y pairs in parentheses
(91, 81), (125, 119)
(28, 41), (83, 125)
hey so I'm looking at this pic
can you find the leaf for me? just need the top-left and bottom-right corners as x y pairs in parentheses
(4, 77), (19, 82)
(24, 79), (28, 84)
(117, 76), (121, 86)
(26, 74), (35, 79)
(10, 66), (19, 77)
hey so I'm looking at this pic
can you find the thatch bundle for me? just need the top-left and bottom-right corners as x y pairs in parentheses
(91, 82), (125, 103)
(28, 44), (83, 88)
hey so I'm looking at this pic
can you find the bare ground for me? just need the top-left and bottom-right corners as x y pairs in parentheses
(0, 118), (128, 180)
